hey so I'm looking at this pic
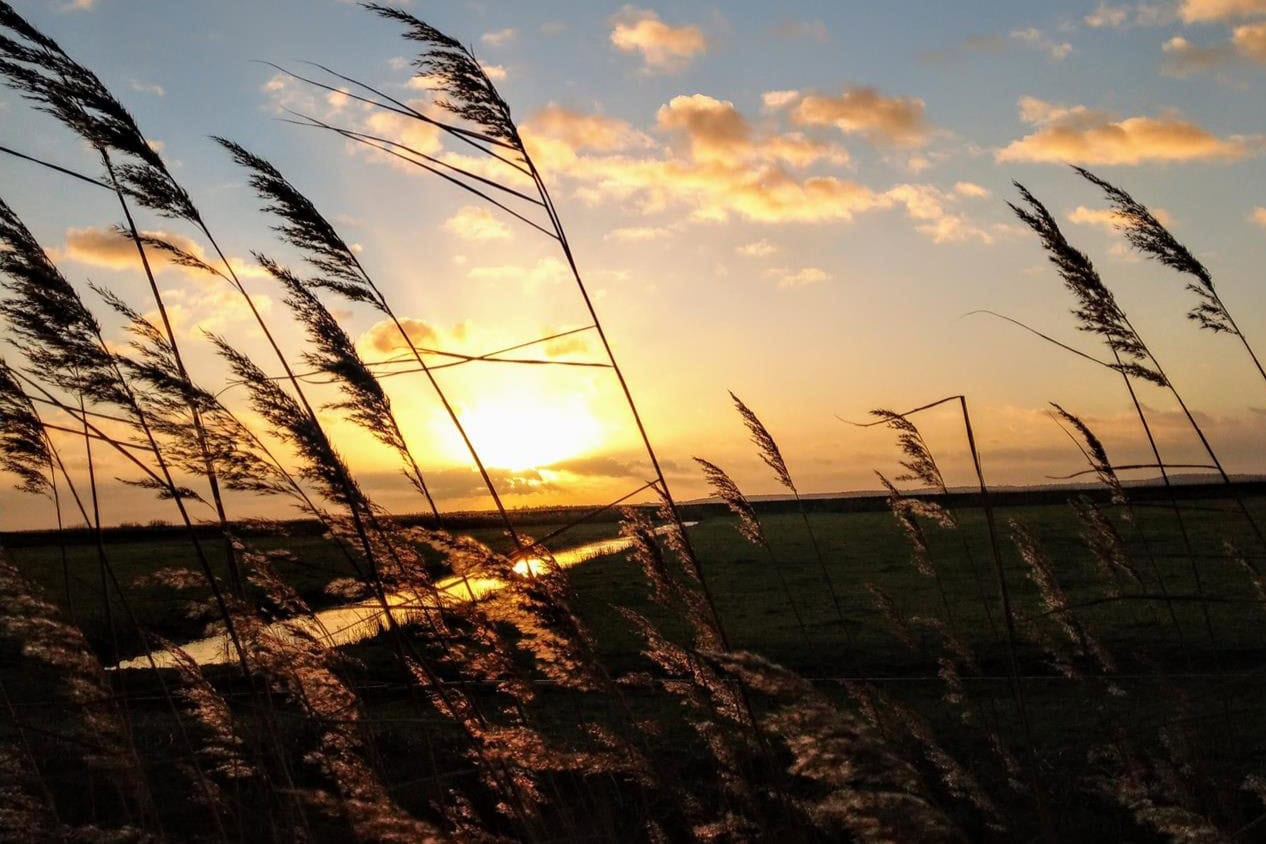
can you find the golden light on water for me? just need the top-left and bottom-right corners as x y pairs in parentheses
(511, 555), (548, 577)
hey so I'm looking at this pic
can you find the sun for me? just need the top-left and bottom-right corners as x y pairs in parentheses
(441, 390), (605, 471)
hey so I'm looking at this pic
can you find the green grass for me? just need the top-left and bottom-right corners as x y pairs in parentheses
(7, 494), (1266, 840)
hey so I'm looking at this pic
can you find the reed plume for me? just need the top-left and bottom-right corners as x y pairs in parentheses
(730, 391), (846, 630)
(693, 457), (812, 649)
(0, 359), (53, 498)
(1075, 167), (1266, 383)
(1009, 182), (1164, 386)
(709, 650), (962, 842)
(264, 256), (439, 512)
(1011, 519), (1116, 679)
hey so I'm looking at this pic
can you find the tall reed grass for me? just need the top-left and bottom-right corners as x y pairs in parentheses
(1, 3), (1265, 841)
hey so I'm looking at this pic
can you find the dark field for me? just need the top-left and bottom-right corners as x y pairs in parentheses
(6, 494), (1266, 840)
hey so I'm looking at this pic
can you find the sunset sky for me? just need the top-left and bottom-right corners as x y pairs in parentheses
(2, 0), (1266, 528)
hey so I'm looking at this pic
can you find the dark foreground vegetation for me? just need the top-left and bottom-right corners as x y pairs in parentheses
(7, 493), (1266, 841)
(2, 2), (1266, 841)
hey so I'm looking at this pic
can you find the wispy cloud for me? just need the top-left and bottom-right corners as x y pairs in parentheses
(773, 86), (932, 148)
(609, 6), (707, 73)
(1068, 204), (1174, 230)
(480, 27), (517, 47)
(467, 257), (570, 291)
(766, 266), (831, 288)
(1161, 35), (1238, 75)
(1084, 3), (1176, 28)
(129, 79), (165, 97)
(1180, 0), (1266, 23)
(604, 226), (674, 241)
(737, 239), (779, 257)
(1009, 27), (1073, 62)
(443, 206), (512, 241)
(997, 96), (1260, 164)
(59, 226), (265, 280)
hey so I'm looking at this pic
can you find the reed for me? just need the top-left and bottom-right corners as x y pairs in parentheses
(1, 3), (1265, 841)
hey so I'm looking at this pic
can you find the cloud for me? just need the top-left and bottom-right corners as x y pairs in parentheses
(521, 103), (655, 171)
(997, 97), (1259, 164)
(766, 266), (831, 288)
(1180, 0), (1266, 22)
(609, 6), (707, 73)
(522, 99), (991, 239)
(770, 19), (830, 42)
(781, 87), (931, 148)
(1068, 205), (1174, 230)
(480, 63), (508, 81)
(657, 94), (848, 167)
(885, 184), (999, 244)
(481, 28), (517, 47)
(154, 285), (273, 340)
(129, 79), (165, 97)
(1085, 3), (1176, 27)
(604, 226), (673, 241)
(736, 239), (779, 257)
(954, 181), (990, 198)
(443, 206), (512, 241)
(60, 227), (267, 280)
(467, 257), (570, 290)
(1234, 21), (1266, 60)
(1161, 35), (1238, 75)
(540, 454), (643, 479)
(540, 329), (594, 358)
(1086, 3), (1131, 26)
(761, 89), (801, 110)
(60, 0), (93, 11)
(1009, 27), (1073, 61)
(357, 318), (469, 358)
(1252, 206), (1266, 227)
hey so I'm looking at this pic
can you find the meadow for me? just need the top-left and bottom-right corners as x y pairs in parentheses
(3, 2), (1266, 842)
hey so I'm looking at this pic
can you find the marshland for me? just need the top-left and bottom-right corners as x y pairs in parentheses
(3, 2), (1266, 841)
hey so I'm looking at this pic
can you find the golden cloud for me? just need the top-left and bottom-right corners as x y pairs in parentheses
(357, 318), (469, 358)
(766, 266), (830, 288)
(443, 206), (511, 241)
(1068, 205), (1174, 230)
(1161, 36), (1236, 76)
(783, 86), (930, 148)
(604, 226), (673, 241)
(467, 257), (570, 289)
(521, 103), (654, 173)
(1180, 0), (1266, 22)
(737, 239), (778, 257)
(656, 94), (847, 167)
(954, 181), (990, 198)
(61, 226), (265, 280)
(1085, 2), (1176, 27)
(1234, 21), (1266, 60)
(997, 97), (1257, 164)
(609, 6), (707, 72)
(481, 28), (516, 47)
(885, 184), (998, 244)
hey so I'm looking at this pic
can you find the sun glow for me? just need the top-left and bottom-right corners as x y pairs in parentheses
(442, 391), (605, 471)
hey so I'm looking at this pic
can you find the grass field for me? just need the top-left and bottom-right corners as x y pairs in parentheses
(11, 493), (1266, 839)
(11, 495), (1264, 668)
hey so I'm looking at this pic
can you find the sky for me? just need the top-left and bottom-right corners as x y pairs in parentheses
(2, 0), (1266, 529)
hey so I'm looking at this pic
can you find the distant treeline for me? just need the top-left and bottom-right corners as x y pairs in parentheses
(6, 480), (1264, 548)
